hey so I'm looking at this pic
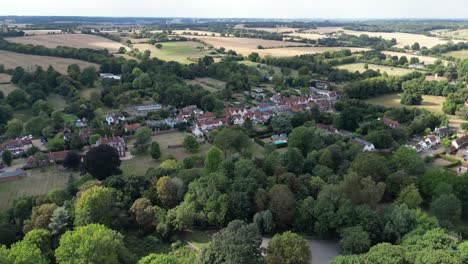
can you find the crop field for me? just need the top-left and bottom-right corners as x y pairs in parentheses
(381, 51), (444, 65)
(5, 33), (126, 53)
(193, 36), (368, 57)
(432, 29), (468, 40)
(444, 50), (468, 60)
(187, 77), (226, 92)
(133, 41), (212, 64)
(337, 63), (418, 76)
(0, 167), (70, 210)
(235, 25), (301, 33)
(306, 27), (456, 48)
(0, 50), (99, 74)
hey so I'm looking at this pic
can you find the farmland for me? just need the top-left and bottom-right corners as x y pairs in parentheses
(337, 63), (418, 76)
(194, 36), (368, 57)
(133, 41), (212, 64)
(381, 51), (444, 65)
(444, 49), (468, 60)
(0, 50), (100, 74)
(235, 25), (301, 33)
(5, 33), (126, 53)
(306, 27), (456, 48)
(0, 167), (70, 210)
(432, 29), (468, 40)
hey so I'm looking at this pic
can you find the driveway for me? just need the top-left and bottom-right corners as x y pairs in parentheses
(262, 237), (339, 264)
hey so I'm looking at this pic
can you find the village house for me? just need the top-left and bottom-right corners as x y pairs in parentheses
(424, 135), (441, 148)
(380, 117), (401, 128)
(0, 137), (33, 156)
(317, 124), (339, 134)
(96, 136), (127, 157)
(434, 126), (450, 138)
(350, 138), (376, 152)
(0, 169), (27, 183)
(425, 74), (448, 82)
(147, 118), (181, 130)
(105, 113), (125, 126)
(407, 141), (429, 153)
(100, 73), (121, 81)
(124, 123), (141, 133)
(24, 150), (70, 169)
(78, 128), (92, 141)
(451, 135), (468, 151)
(134, 104), (162, 114)
(196, 112), (216, 122)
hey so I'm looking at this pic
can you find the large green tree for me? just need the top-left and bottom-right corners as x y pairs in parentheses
(266, 231), (311, 264)
(74, 186), (122, 228)
(83, 145), (121, 180)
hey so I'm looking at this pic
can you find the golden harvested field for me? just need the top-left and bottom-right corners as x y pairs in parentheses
(193, 36), (368, 57)
(307, 27), (455, 48)
(0, 50), (100, 74)
(133, 41), (211, 64)
(23, 30), (63, 35)
(5, 33), (126, 53)
(337, 63), (418, 76)
(382, 51), (445, 65)
(444, 50), (468, 60)
(0, 73), (11, 83)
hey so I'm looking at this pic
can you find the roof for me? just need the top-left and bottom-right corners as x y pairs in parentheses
(382, 117), (401, 127)
(98, 136), (125, 146)
(454, 135), (468, 148)
(0, 139), (33, 151)
(48, 151), (69, 161)
(196, 112), (216, 120)
(124, 123), (141, 131)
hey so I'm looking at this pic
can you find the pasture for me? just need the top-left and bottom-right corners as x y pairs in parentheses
(381, 51), (444, 65)
(5, 33), (126, 53)
(307, 27), (455, 48)
(0, 167), (70, 210)
(193, 36), (367, 57)
(186, 77), (226, 92)
(444, 50), (468, 60)
(0, 50), (99, 74)
(133, 41), (211, 64)
(336, 63), (418, 76)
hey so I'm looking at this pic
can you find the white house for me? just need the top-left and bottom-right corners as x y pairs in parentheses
(100, 73), (121, 81)
(424, 135), (440, 148)
(350, 138), (376, 152)
(105, 113), (125, 126)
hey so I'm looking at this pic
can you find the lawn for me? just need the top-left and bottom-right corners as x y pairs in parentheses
(444, 50), (468, 60)
(133, 41), (212, 64)
(0, 167), (71, 211)
(337, 63), (418, 76)
(47, 94), (67, 109)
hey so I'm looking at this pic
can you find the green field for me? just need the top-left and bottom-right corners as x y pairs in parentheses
(47, 94), (67, 109)
(337, 63), (418, 76)
(133, 41), (212, 64)
(186, 77), (226, 92)
(444, 50), (468, 60)
(0, 167), (71, 210)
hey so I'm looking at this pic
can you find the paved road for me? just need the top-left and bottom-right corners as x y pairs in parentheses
(262, 237), (339, 264)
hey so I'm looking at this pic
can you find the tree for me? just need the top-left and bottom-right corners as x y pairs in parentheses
(350, 152), (389, 182)
(213, 128), (251, 155)
(132, 73), (152, 89)
(248, 52), (260, 62)
(74, 186), (121, 227)
(339, 226), (371, 255)
(118, 47), (126, 54)
(156, 176), (181, 209)
(280, 148), (304, 174)
(67, 64), (81, 80)
(383, 204), (416, 243)
(340, 173), (385, 208)
(129, 198), (155, 232)
(89, 134), (101, 144)
(198, 220), (263, 264)
(2, 149), (13, 166)
(183, 136), (199, 153)
(6, 118), (23, 139)
(271, 114), (292, 134)
(48, 206), (70, 236)
(7, 89), (28, 109)
(205, 146), (223, 172)
(431, 194), (461, 228)
(401, 91), (423, 105)
(80, 66), (98, 87)
(412, 42), (421, 51)
(23, 229), (53, 261)
(150, 141), (161, 160)
(138, 254), (178, 264)
(63, 151), (81, 169)
(365, 130), (394, 149)
(23, 203), (58, 233)
(7, 240), (49, 264)
(254, 210), (275, 234)
(392, 146), (425, 175)
(288, 126), (324, 156)
(83, 145), (121, 180)
(134, 127), (152, 154)
(266, 231), (311, 264)
(269, 185), (295, 229)
(396, 184), (423, 209)
(47, 136), (65, 152)
(55, 224), (126, 264)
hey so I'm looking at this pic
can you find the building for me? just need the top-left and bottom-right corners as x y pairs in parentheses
(0, 169), (27, 183)
(124, 123), (141, 133)
(24, 151), (70, 169)
(96, 136), (127, 157)
(350, 138), (376, 152)
(196, 112), (216, 122)
(381, 117), (401, 128)
(79, 128), (92, 141)
(451, 135), (468, 150)
(0, 138), (33, 156)
(134, 104), (162, 113)
(425, 135), (441, 148)
(425, 74), (448, 82)
(100, 73), (121, 81)
(435, 127), (450, 138)
(105, 113), (125, 126)
(317, 124), (339, 134)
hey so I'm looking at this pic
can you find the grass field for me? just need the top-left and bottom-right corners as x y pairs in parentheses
(381, 51), (445, 65)
(122, 132), (211, 175)
(47, 94), (67, 109)
(307, 27), (456, 48)
(337, 63), (418, 76)
(444, 50), (468, 60)
(194, 36), (367, 57)
(0, 50), (99, 74)
(5, 33), (126, 53)
(133, 41), (212, 64)
(186, 77), (226, 92)
(0, 167), (70, 210)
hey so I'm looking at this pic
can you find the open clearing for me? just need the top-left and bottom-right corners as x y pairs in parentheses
(444, 50), (468, 60)
(0, 167), (70, 210)
(6, 33), (126, 53)
(381, 51), (444, 65)
(337, 63), (418, 76)
(193, 36), (367, 57)
(187, 77), (226, 92)
(133, 41), (212, 64)
(0, 50), (99, 74)
(306, 27), (455, 48)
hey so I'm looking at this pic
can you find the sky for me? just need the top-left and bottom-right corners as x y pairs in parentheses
(1, 0), (468, 19)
